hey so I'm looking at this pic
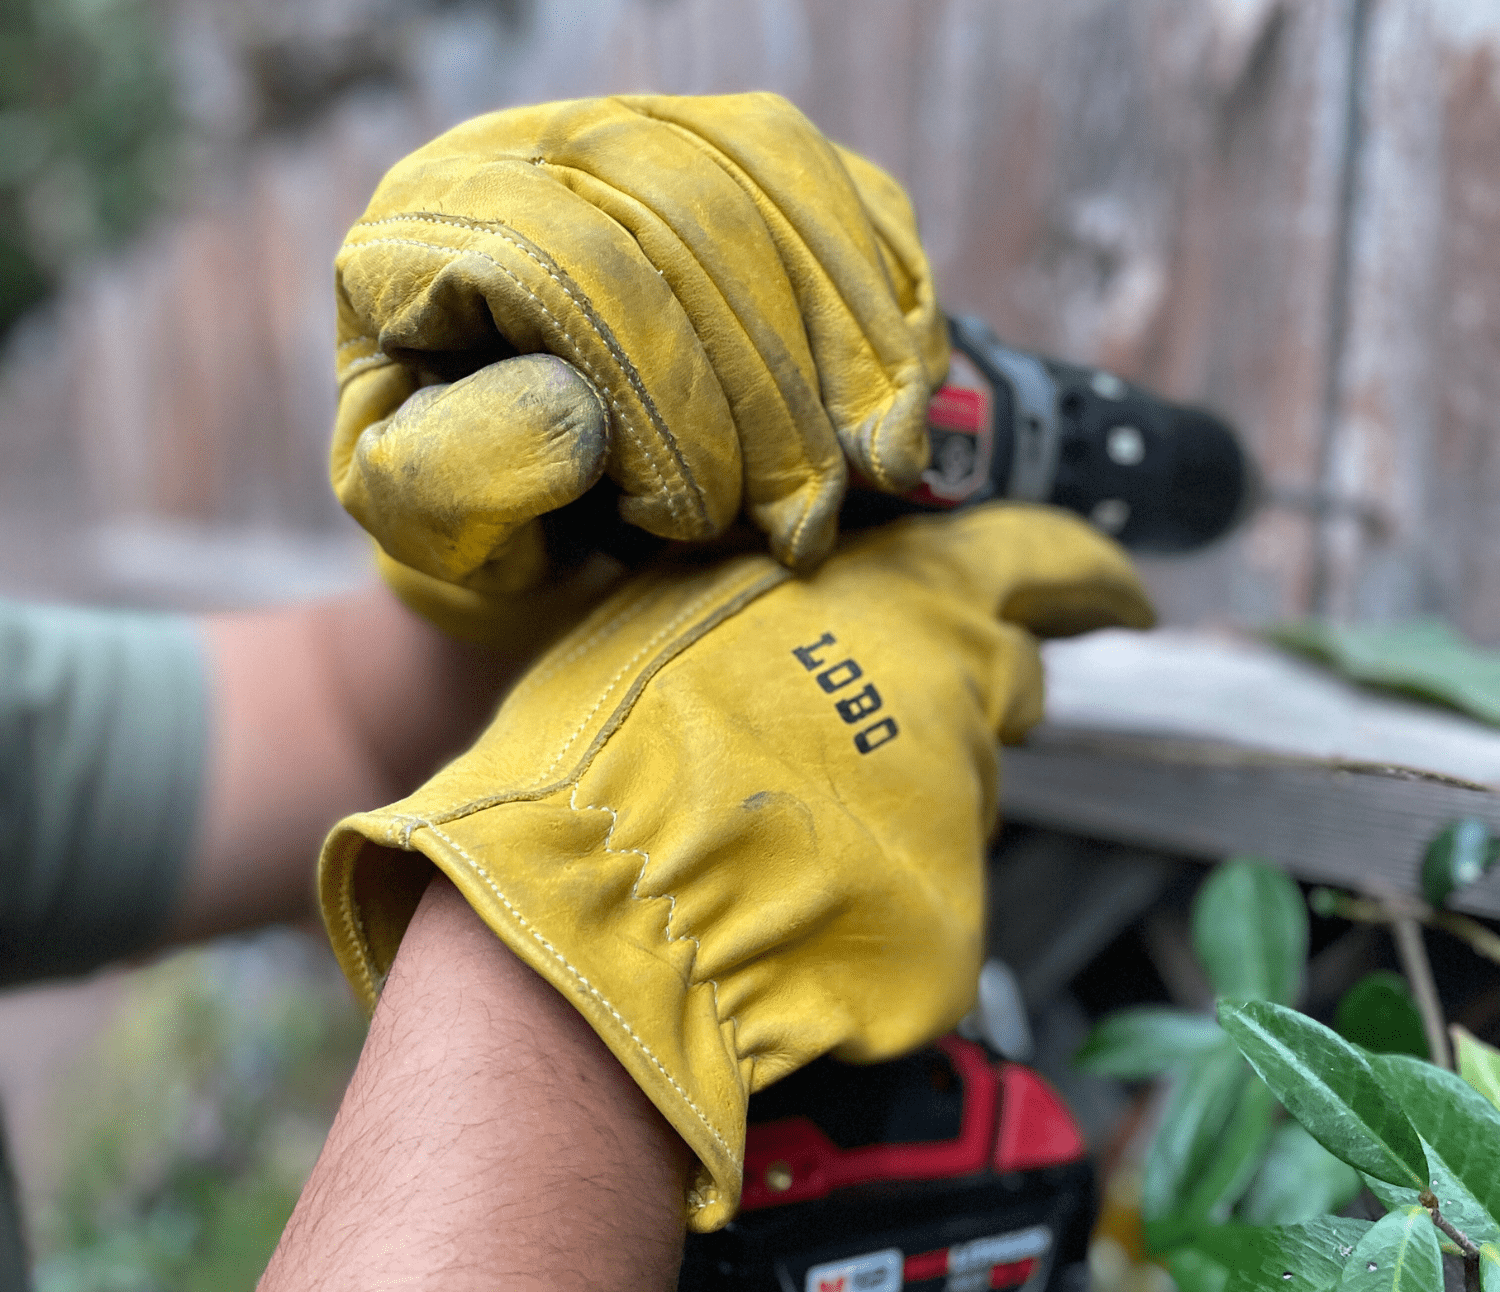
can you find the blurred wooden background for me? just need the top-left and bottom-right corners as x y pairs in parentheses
(3, 0), (1499, 1246)
(1, 0), (1497, 638)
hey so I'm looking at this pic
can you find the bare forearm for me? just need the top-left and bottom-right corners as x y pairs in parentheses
(260, 870), (690, 1291)
(168, 586), (515, 943)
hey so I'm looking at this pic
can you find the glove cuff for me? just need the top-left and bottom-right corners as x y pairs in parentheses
(322, 798), (750, 1231)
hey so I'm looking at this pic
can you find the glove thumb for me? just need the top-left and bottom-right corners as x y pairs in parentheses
(334, 353), (610, 595)
(853, 504), (1157, 640)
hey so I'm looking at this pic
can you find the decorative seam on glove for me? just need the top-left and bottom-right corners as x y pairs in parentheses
(502, 588), (662, 701)
(423, 567), (786, 815)
(527, 580), (740, 788)
(321, 505), (1154, 1233)
(567, 781), (746, 1060)
(347, 212), (710, 532)
(325, 560), (791, 1225)
(334, 335), (392, 386)
(339, 355), (393, 383)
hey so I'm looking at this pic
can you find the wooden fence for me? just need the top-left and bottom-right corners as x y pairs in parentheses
(0, 0), (1496, 633)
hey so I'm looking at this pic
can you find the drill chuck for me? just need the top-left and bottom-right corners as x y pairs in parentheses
(848, 315), (1255, 553)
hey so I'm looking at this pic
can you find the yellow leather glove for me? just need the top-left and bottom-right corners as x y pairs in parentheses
(319, 505), (1153, 1230)
(331, 92), (949, 640)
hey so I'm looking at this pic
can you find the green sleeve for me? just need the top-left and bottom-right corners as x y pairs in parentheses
(0, 1117), (27, 1290)
(0, 597), (210, 986)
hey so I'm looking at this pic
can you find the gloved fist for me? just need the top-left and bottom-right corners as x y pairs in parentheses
(331, 92), (949, 637)
(319, 504), (1152, 1230)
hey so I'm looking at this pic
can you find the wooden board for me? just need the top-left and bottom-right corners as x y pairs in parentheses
(1003, 726), (1500, 919)
(1002, 628), (1500, 918)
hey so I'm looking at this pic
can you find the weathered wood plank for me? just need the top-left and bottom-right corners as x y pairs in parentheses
(1004, 628), (1500, 917)
(0, 0), (1348, 619)
(1042, 628), (1500, 784)
(1002, 727), (1500, 919)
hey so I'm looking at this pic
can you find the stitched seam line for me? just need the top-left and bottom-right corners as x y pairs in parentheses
(339, 352), (394, 376)
(528, 159), (837, 566)
(338, 854), (378, 1003)
(573, 366), (610, 434)
(402, 563), (787, 828)
(404, 816), (741, 1174)
(364, 213), (698, 509)
(528, 579), (734, 786)
(568, 783), (743, 1053)
(432, 573), (741, 822)
(337, 334), (376, 352)
(626, 108), (904, 487)
(502, 586), (660, 706)
(348, 216), (708, 528)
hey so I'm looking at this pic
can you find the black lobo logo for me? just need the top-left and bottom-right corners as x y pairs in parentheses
(791, 632), (899, 755)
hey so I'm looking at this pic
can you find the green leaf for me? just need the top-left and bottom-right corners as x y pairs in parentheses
(1238, 1124), (1363, 1225)
(1334, 972), (1429, 1059)
(1169, 1245), (1231, 1292)
(1334, 1207), (1442, 1292)
(1143, 1042), (1249, 1223)
(1192, 859), (1308, 1006)
(1184, 1075), (1279, 1221)
(1480, 1244), (1500, 1292)
(1421, 818), (1500, 907)
(1073, 1007), (1225, 1079)
(1218, 1000), (1428, 1190)
(1206, 1217), (1372, 1292)
(1368, 1055), (1500, 1234)
(1454, 1025), (1500, 1114)
(1148, 1075), (1277, 1250)
(1267, 617), (1500, 726)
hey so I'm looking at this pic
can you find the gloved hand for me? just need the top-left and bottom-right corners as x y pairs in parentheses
(330, 92), (949, 640)
(318, 504), (1153, 1230)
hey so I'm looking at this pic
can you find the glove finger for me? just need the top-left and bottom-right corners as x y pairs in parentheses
(527, 113), (852, 570)
(335, 353), (609, 595)
(834, 144), (951, 388)
(629, 94), (936, 495)
(337, 95), (937, 566)
(440, 95), (922, 552)
(849, 503), (1157, 638)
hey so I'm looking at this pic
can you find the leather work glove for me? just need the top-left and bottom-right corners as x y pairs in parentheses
(325, 501), (1146, 1218)
(318, 505), (1153, 1231)
(331, 92), (949, 641)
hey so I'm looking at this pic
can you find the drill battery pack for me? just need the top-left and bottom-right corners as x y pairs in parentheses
(678, 1035), (1095, 1292)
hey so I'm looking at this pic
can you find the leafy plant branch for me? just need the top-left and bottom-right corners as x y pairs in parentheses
(1390, 912), (1450, 1070)
(1074, 826), (1500, 1292)
(1420, 1189), (1482, 1292)
(1307, 817), (1500, 1073)
(1311, 888), (1500, 969)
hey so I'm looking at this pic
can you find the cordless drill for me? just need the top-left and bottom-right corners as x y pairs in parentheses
(554, 313), (1253, 571)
